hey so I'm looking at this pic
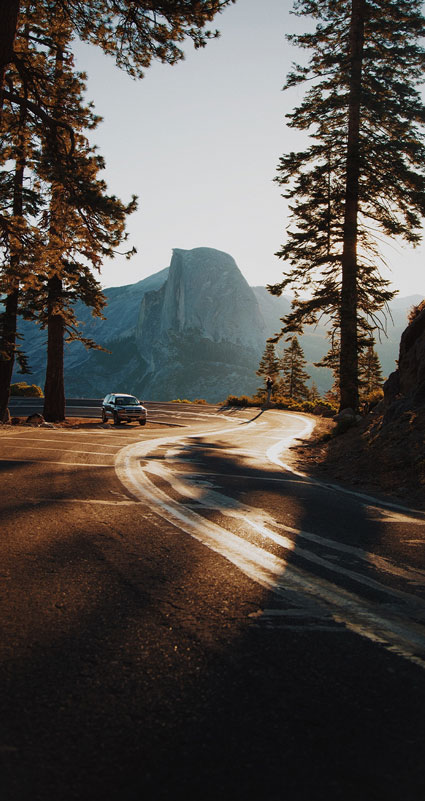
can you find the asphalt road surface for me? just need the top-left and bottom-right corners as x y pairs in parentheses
(1, 404), (424, 801)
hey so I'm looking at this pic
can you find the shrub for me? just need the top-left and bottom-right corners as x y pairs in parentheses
(362, 388), (384, 409)
(225, 394), (258, 407)
(224, 394), (337, 417)
(313, 401), (337, 417)
(301, 400), (316, 413)
(10, 382), (43, 397)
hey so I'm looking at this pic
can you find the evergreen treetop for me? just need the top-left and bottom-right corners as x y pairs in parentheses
(269, 0), (425, 409)
(280, 335), (310, 400)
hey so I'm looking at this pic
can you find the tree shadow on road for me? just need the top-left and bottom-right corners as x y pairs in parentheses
(1, 445), (425, 801)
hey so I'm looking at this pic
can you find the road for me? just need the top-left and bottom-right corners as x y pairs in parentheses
(0, 404), (424, 801)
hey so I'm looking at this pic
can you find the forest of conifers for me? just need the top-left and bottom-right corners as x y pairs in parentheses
(1, 1), (425, 420)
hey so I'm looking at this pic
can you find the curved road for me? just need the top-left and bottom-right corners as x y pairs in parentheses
(1, 404), (424, 801)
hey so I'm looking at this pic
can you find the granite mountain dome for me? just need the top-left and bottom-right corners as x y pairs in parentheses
(133, 248), (268, 400)
(138, 248), (265, 351)
(10, 247), (418, 402)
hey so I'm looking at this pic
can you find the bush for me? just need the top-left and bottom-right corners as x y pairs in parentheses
(225, 394), (259, 407)
(313, 401), (337, 417)
(362, 388), (384, 410)
(10, 382), (43, 397)
(301, 400), (316, 413)
(224, 394), (337, 417)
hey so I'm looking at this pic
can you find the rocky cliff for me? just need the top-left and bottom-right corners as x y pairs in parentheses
(295, 298), (425, 509)
(10, 247), (421, 402)
(133, 248), (267, 400)
(384, 299), (425, 415)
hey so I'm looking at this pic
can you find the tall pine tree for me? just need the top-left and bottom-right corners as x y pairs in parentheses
(0, 0), (234, 419)
(0, 2), (136, 421)
(269, 0), (425, 412)
(256, 341), (281, 397)
(359, 344), (383, 399)
(280, 336), (310, 400)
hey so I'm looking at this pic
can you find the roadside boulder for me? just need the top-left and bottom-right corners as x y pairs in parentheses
(26, 412), (45, 426)
(334, 407), (362, 424)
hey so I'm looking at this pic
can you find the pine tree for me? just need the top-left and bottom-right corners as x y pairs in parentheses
(0, 1), (235, 118)
(309, 381), (321, 403)
(269, 0), (425, 412)
(36, 10), (137, 421)
(315, 335), (340, 407)
(0, 3), (137, 421)
(0, 0), (234, 419)
(0, 1), (20, 118)
(256, 342), (281, 397)
(0, 7), (44, 419)
(359, 344), (383, 399)
(280, 336), (310, 401)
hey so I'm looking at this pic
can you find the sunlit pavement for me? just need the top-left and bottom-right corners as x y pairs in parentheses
(0, 406), (425, 801)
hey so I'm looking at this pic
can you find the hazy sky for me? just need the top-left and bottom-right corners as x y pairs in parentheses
(74, 0), (424, 298)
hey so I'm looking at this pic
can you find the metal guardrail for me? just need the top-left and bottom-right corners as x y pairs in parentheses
(8, 398), (102, 418)
(7, 398), (222, 420)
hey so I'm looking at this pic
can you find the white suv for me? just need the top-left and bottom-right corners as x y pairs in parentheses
(102, 393), (147, 426)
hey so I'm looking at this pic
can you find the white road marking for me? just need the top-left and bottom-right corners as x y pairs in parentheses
(3, 443), (116, 456)
(115, 419), (425, 669)
(0, 457), (112, 467)
(266, 414), (315, 468)
(25, 497), (138, 505)
(141, 453), (425, 591)
(0, 435), (119, 449)
(266, 417), (425, 520)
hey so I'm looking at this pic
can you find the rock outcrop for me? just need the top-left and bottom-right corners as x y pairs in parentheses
(133, 248), (267, 400)
(384, 299), (425, 416)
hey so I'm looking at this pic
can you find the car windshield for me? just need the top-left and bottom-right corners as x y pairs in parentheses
(116, 396), (139, 406)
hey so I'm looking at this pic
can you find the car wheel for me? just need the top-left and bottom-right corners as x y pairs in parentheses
(101, 409), (108, 423)
(113, 412), (120, 425)
(139, 419), (146, 426)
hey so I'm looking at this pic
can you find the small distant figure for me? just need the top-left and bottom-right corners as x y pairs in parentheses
(265, 375), (274, 407)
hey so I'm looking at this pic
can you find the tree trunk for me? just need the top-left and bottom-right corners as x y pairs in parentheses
(0, 0), (20, 120)
(43, 275), (66, 422)
(339, 0), (365, 412)
(0, 93), (26, 421)
(0, 290), (19, 421)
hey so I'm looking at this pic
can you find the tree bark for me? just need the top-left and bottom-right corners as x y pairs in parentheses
(43, 275), (66, 422)
(0, 0), (20, 120)
(0, 91), (26, 422)
(42, 40), (67, 423)
(339, 0), (366, 412)
(0, 291), (19, 421)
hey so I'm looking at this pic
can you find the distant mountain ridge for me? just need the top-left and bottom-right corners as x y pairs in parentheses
(12, 247), (422, 402)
